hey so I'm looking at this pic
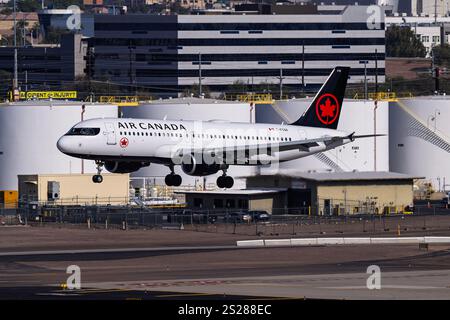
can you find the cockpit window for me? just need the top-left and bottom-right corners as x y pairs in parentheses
(66, 127), (100, 136)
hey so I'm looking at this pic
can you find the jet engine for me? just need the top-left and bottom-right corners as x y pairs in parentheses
(181, 154), (220, 176)
(105, 161), (149, 173)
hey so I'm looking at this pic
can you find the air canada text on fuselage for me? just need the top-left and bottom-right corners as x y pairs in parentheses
(118, 121), (187, 131)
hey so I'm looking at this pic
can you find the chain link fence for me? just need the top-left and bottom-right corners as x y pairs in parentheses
(1, 200), (450, 236)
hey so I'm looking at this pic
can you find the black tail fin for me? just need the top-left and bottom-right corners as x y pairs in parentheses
(292, 66), (350, 130)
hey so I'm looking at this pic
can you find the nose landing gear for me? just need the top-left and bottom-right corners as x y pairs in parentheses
(92, 161), (104, 183)
(165, 165), (182, 187)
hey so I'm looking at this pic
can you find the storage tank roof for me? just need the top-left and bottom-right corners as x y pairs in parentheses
(0, 101), (117, 107)
(149, 97), (247, 105)
(250, 171), (424, 182)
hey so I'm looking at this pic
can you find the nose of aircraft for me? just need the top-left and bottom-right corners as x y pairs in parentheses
(56, 136), (70, 154)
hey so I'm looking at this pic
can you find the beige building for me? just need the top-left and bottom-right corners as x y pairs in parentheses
(246, 172), (422, 215)
(18, 174), (130, 205)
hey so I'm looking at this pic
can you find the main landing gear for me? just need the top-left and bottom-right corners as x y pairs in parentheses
(217, 167), (234, 189)
(92, 161), (104, 183)
(165, 165), (182, 187)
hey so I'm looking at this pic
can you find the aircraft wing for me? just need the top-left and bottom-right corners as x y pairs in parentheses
(183, 135), (345, 156)
(173, 133), (385, 160)
(188, 133), (384, 155)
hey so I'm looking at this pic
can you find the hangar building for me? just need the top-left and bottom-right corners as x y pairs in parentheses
(179, 172), (420, 215)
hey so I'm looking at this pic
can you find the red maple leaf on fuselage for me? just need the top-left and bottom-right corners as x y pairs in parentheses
(319, 98), (336, 118)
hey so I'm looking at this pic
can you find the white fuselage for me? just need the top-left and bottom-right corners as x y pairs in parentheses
(57, 117), (351, 166)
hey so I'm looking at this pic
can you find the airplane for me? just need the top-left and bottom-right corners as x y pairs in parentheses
(57, 66), (381, 188)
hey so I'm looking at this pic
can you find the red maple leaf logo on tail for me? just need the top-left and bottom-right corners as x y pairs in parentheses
(319, 98), (336, 118)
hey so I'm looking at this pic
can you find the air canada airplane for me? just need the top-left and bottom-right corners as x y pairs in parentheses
(57, 67), (379, 188)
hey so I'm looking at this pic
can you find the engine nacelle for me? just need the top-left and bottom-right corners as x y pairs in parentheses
(181, 154), (220, 176)
(105, 161), (149, 174)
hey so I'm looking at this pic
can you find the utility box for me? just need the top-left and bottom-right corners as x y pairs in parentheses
(47, 181), (60, 201)
(0, 190), (19, 208)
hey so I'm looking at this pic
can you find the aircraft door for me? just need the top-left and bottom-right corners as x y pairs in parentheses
(105, 122), (117, 145)
(297, 129), (307, 140)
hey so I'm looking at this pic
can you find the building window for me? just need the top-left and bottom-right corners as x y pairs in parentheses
(432, 35), (440, 43)
(422, 35), (430, 43)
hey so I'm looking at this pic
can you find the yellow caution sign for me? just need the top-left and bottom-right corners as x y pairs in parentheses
(15, 91), (78, 100)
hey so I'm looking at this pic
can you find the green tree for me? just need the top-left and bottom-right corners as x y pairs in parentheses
(386, 25), (426, 58)
(8, 0), (41, 12)
(0, 7), (13, 15)
(182, 83), (211, 98)
(43, 26), (71, 44)
(45, 0), (84, 9)
(227, 80), (248, 94)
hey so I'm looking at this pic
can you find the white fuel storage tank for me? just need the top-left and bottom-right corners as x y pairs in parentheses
(0, 101), (118, 190)
(389, 96), (450, 191)
(255, 98), (390, 174)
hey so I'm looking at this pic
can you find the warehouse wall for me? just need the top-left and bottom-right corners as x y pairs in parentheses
(315, 182), (413, 214)
(18, 174), (129, 205)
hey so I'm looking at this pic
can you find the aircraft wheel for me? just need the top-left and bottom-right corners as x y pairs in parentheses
(165, 174), (173, 186)
(217, 176), (225, 188)
(224, 176), (234, 189)
(92, 175), (103, 183)
(172, 174), (182, 187)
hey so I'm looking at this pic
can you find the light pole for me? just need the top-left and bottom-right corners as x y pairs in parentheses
(198, 52), (202, 97)
(13, 0), (19, 100)
(359, 60), (368, 99)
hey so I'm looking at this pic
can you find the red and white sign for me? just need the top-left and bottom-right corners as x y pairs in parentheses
(119, 137), (129, 148)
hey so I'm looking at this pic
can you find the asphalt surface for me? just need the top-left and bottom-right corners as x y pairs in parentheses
(3, 226), (450, 299)
(0, 286), (268, 300)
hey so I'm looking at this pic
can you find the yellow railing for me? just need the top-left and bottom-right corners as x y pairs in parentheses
(368, 92), (397, 101)
(224, 93), (274, 104)
(98, 96), (141, 106)
(353, 92), (414, 101)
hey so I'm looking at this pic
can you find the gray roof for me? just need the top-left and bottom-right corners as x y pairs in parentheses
(175, 188), (287, 195)
(147, 97), (246, 105)
(251, 171), (424, 182)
